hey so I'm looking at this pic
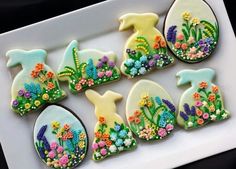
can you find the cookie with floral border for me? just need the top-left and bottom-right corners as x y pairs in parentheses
(57, 40), (121, 93)
(176, 68), (230, 130)
(164, 0), (219, 63)
(34, 104), (88, 169)
(6, 49), (66, 116)
(126, 79), (176, 140)
(119, 13), (174, 78)
(85, 90), (137, 161)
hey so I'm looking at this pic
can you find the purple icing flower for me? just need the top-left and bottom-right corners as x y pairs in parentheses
(96, 61), (103, 68)
(198, 40), (205, 47)
(12, 100), (19, 107)
(24, 92), (31, 98)
(153, 54), (160, 60)
(126, 49), (131, 54)
(108, 61), (115, 68)
(131, 50), (136, 55)
(101, 56), (109, 63)
(148, 59), (156, 67)
(18, 89), (25, 96)
(203, 46), (209, 53)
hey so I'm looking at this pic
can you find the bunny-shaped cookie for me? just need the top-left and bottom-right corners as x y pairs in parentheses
(6, 49), (66, 116)
(176, 68), (229, 130)
(57, 40), (120, 93)
(119, 13), (174, 78)
(85, 90), (136, 161)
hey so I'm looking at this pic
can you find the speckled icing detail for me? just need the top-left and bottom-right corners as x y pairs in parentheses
(176, 68), (230, 130)
(119, 13), (174, 78)
(85, 90), (136, 161)
(34, 105), (88, 169)
(126, 80), (176, 140)
(57, 40), (120, 93)
(164, 0), (219, 63)
(6, 49), (66, 116)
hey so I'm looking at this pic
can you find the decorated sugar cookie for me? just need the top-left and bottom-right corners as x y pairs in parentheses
(164, 0), (219, 63)
(176, 68), (229, 130)
(85, 90), (137, 161)
(126, 80), (176, 140)
(6, 49), (66, 116)
(119, 13), (174, 78)
(34, 105), (88, 169)
(57, 40), (121, 93)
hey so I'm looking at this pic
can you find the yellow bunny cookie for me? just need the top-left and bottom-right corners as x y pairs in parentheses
(119, 13), (174, 78)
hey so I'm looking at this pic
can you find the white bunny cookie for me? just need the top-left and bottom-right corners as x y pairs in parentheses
(85, 90), (136, 161)
(6, 49), (66, 116)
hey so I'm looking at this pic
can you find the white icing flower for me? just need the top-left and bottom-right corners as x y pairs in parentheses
(188, 121), (193, 127)
(118, 146), (124, 151)
(124, 139), (132, 146)
(222, 113), (228, 119)
(202, 101), (207, 106)
(210, 115), (217, 121)
(128, 132), (133, 137)
(95, 152), (101, 157)
(216, 109), (221, 115)
(109, 145), (117, 153)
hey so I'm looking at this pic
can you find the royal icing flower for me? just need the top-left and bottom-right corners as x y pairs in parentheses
(174, 42), (181, 48)
(202, 113), (209, 119)
(188, 37), (195, 44)
(79, 78), (87, 85)
(196, 109), (203, 116)
(157, 128), (167, 138)
(50, 141), (58, 150)
(12, 100), (19, 107)
(92, 143), (99, 150)
(35, 63), (44, 71)
(191, 17), (200, 26)
(31, 70), (39, 78)
(109, 145), (117, 153)
(177, 33), (184, 41)
(193, 92), (200, 100)
(48, 151), (56, 159)
(182, 11), (192, 21)
(46, 71), (54, 79)
(97, 71), (105, 78)
(195, 101), (203, 107)
(212, 86), (219, 93)
(181, 43), (188, 50)
(47, 82), (55, 90)
(42, 93), (49, 100)
(75, 83), (82, 91)
(24, 103), (31, 109)
(208, 94), (216, 102)
(34, 100), (41, 107)
(99, 116), (106, 124)
(57, 146), (64, 153)
(199, 81), (208, 89)
(197, 118), (204, 125)
(105, 70), (113, 77)
(166, 124), (174, 131)
(124, 139), (132, 146)
(51, 121), (60, 130)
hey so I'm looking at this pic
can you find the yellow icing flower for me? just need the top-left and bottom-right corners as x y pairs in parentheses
(78, 141), (85, 148)
(79, 133), (86, 140)
(42, 93), (49, 100)
(34, 100), (41, 107)
(141, 92), (149, 99)
(24, 103), (31, 109)
(139, 99), (146, 107)
(191, 17), (200, 26)
(182, 11), (191, 21)
(51, 121), (60, 130)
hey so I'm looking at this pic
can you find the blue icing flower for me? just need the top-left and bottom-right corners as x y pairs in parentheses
(125, 59), (134, 67)
(155, 96), (162, 105)
(139, 67), (146, 75)
(140, 55), (147, 63)
(118, 130), (127, 138)
(114, 124), (121, 131)
(130, 68), (138, 76)
(205, 37), (213, 44)
(115, 138), (123, 146)
(110, 132), (118, 141)
(159, 118), (166, 128)
(134, 61), (141, 69)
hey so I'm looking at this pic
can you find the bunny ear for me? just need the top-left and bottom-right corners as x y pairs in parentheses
(176, 69), (195, 86)
(119, 13), (137, 31)
(85, 89), (101, 105)
(104, 90), (123, 101)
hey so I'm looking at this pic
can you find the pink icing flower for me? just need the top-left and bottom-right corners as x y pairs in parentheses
(174, 42), (181, 49)
(79, 78), (87, 85)
(50, 141), (58, 150)
(98, 141), (106, 148)
(87, 79), (94, 87)
(166, 124), (174, 131)
(59, 155), (69, 165)
(177, 33), (184, 41)
(97, 71), (105, 78)
(202, 113), (209, 119)
(197, 51), (204, 58)
(157, 128), (167, 138)
(189, 47), (197, 54)
(105, 70), (113, 77)
(57, 146), (64, 153)
(100, 148), (107, 156)
(48, 151), (56, 159)
(195, 101), (203, 107)
(92, 143), (99, 150)
(181, 43), (188, 50)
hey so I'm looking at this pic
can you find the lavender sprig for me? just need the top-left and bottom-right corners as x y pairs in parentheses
(37, 125), (47, 141)
(167, 25), (177, 44)
(42, 136), (50, 151)
(191, 106), (196, 116)
(37, 147), (46, 159)
(162, 99), (176, 112)
(183, 103), (191, 115)
(180, 111), (189, 121)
